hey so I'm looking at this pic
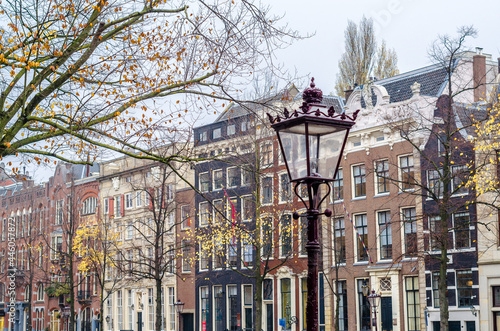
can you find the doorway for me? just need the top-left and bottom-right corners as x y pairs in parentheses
(380, 297), (393, 331)
(181, 313), (194, 331)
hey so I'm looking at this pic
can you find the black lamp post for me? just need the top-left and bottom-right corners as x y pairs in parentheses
(268, 78), (358, 331)
(367, 290), (381, 331)
(174, 300), (185, 331)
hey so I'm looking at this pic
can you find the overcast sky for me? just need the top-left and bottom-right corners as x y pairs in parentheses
(16, 0), (500, 183)
(267, 0), (499, 94)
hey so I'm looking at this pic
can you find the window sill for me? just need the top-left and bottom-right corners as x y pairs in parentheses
(376, 259), (393, 264)
(398, 189), (415, 194)
(331, 263), (346, 268)
(353, 261), (369, 266)
(401, 257), (418, 261)
(351, 197), (366, 201)
(374, 192), (390, 198)
(330, 199), (344, 204)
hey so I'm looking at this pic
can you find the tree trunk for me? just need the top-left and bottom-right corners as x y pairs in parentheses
(156, 278), (163, 331)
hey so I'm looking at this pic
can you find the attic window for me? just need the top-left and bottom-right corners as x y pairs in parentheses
(376, 135), (385, 142)
(353, 140), (361, 147)
(213, 128), (221, 139)
(227, 125), (235, 135)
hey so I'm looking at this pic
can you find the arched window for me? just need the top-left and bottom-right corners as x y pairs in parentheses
(81, 197), (97, 215)
(37, 283), (44, 302)
(50, 310), (60, 331)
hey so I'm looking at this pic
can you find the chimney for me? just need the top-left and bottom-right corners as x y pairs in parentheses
(497, 57), (500, 74)
(344, 86), (354, 102)
(473, 47), (486, 102)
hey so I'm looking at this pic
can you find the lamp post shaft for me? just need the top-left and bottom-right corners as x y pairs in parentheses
(306, 209), (320, 331)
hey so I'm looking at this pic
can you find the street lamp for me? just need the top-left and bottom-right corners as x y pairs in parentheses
(367, 290), (381, 331)
(173, 299), (185, 331)
(268, 78), (358, 331)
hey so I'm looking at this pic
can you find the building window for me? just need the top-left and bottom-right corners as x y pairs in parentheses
(227, 285), (239, 330)
(213, 237), (225, 269)
(199, 243), (209, 271)
(200, 287), (209, 330)
(128, 290), (133, 329)
(406, 276), (420, 331)
(338, 280), (348, 331)
(262, 217), (273, 258)
(352, 164), (366, 197)
(429, 216), (441, 251)
(281, 279), (292, 330)
(376, 160), (389, 194)
(213, 286), (223, 331)
(402, 207), (417, 257)
(261, 143), (273, 166)
(226, 197), (237, 221)
(242, 240), (253, 267)
(378, 211), (392, 260)
(333, 168), (343, 201)
(199, 131), (207, 142)
(125, 193), (133, 209)
(432, 272), (440, 308)
(241, 195), (254, 222)
(493, 286), (500, 307)
(126, 222), (134, 240)
(262, 177), (273, 205)
(181, 205), (191, 229)
(148, 288), (154, 329)
(279, 173), (291, 202)
(55, 200), (63, 224)
(452, 165), (468, 195)
(50, 236), (63, 260)
(199, 202), (210, 227)
(117, 290), (123, 330)
(81, 197), (97, 215)
(200, 173), (210, 192)
(263, 279), (273, 300)
(357, 279), (371, 331)
(168, 287), (175, 330)
(213, 199), (224, 225)
(280, 214), (292, 257)
(213, 169), (223, 191)
(457, 270), (473, 307)
(165, 184), (174, 201)
(454, 212), (471, 248)
(115, 195), (122, 217)
(182, 240), (191, 272)
(355, 214), (368, 262)
(227, 124), (236, 136)
(243, 285), (253, 331)
(427, 169), (443, 198)
(167, 244), (175, 273)
(400, 155), (414, 190)
(227, 238), (237, 268)
(334, 218), (346, 264)
(227, 167), (238, 188)
(301, 278), (307, 331)
(212, 128), (221, 139)
(241, 168), (251, 186)
(37, 283), (44, 302)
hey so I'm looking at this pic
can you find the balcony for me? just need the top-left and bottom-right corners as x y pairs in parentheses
(77, 290), (92, 305)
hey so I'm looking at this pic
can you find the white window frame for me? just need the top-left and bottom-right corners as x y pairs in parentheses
(398, 154), (415, 192)
(227, 124), (236, 135)
(136, 191), (142, 207)
(261, 142), (273, 167)
(351, 163), (366, 198)
(212, 128), (222, 139)
(125, 193), (133, 209)
(261, 215), (274, 260)
(227, 167), (238, 188)
(199, 172), (210, 192)
(199, 202), (210, 227)
(374, 159), (390, 195)
(241, 195), (253, 222)
(279, 214), (292, 259)
(241, 167), (251, 187)
(213, 169), (223, 191)
(199, 242), (209, 272)
(400, 206), (417, 259)
(376, 209), (392, 261)
(353, 213), (368, 263)
(278, 171), (292, 204)
(261, 175), (273, 206)
(181, 205), (190, 230)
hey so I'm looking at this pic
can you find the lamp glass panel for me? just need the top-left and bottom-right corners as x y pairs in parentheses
(317, 129), (348, 179)
(278, 130), (307, 181)
(278, 122), (349, 181)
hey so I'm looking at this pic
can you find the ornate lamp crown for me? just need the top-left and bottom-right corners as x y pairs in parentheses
(302, 77), (323, 104)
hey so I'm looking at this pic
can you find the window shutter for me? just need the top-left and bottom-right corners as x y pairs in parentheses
(109, 197), (114, 218)
(121, 195), (125, 216)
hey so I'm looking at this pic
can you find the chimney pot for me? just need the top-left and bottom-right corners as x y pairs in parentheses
(476, 47), (483, 55)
